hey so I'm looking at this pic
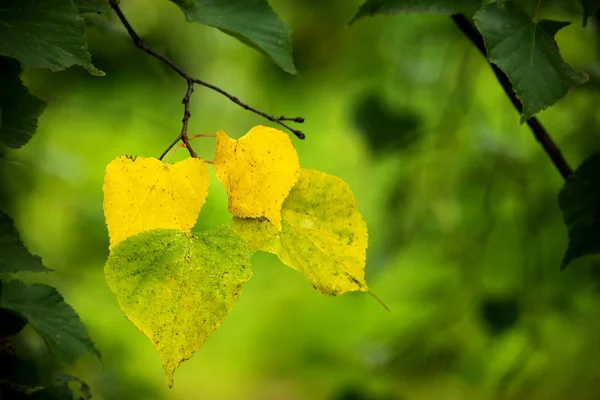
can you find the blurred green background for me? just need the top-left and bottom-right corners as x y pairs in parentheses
(3, 0), (600, 399)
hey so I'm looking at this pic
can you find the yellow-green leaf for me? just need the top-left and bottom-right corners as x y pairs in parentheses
(105, 226), (252, 387)
(103, 156), (209, 250)
(233, 169), (368, 296)
(214, 125), (300, 230)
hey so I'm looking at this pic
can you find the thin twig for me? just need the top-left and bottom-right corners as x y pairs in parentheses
(179, 80), (197, 158)
(107, 0), (306, 160)
(187, 78), (306, 140)
(189, 133), (217, 140)
(276, 116), (305, 123)
(192, 78), (306, 139)
(451, 14), (572, 179)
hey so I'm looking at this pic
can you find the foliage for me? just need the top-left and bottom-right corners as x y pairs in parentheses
(169, 0), (296, 74)
(559, 153), (600, 269)
(474, 3), (587, 122)
(0, 0), (102, 75)
(1, 0), (105, 397)
(102, 126), (370, 384)
(351, 0), (589, 125)
(0, 212), (49, 273)
(0, 212), (97, 399)
(0, 65), (47, 149)
(232, 169), (369, 296)
(1, 280), (99, 363)
(349, 1), (599, 268)
(3, 0), (600, 397)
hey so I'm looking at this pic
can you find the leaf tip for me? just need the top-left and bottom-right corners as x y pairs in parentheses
(348, 1), (385, 26)
(266, 211), (283, 232)
(560, 252), (572, 271)
(283, 64), (298, 75)
(85, 63), (105, 77)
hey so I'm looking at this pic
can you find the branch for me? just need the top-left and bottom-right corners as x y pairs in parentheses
(179, 80), (197, 157)
(107, 0), (305, 161)
(451, 14), (573, 180)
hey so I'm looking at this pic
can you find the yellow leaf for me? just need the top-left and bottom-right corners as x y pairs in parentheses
(233, 169), (368, 295)
(103, 156), (209, 250)
(214, 125), (300, 230)
(105, 226), (252, 387)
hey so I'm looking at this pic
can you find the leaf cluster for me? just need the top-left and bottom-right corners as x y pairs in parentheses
(0, 213), (98, 399)
(102, 125), (372, 385)
(1, 1), (109, 397)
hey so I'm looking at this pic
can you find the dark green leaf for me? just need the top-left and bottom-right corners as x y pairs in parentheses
(581, 0), (600, 27)
(0, 308), (28, 337)
(74, 0), (109, 14)
(559, 153), (600, 269)
(0, 280), (99, 363)
(0, 278), (28, 338)
(474, 3), (588, 122)
(0, 353), (40, 387)
(538, 20), (571, 39)
(30, 374), (91, 400)
(0, 0), (103, 75)
(169, 0), (296, 74)
(479, 295), (519, 334)
(0, 65), (47, 149)
(349, 0), (483, 24)
(353, 93), (421, 152)
(0, 211), (50, 273)
(0, 383), (30, 400)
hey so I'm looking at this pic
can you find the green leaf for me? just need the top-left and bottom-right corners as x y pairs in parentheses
(0, 0), (103, 75)
(0, 211), (50, 273)
(74, 0), (109, 14)
(558, 153), (600, 269)
(0, 65), (47, 149)
(169, 0), (296, 74)
(105, 226), (252, 387)
(0, 280), (99, 363)
(233, 169), (369, 296)
(353, 92), (421, 153)
(581, 0), (600, 27)
(0, 384), (29, 400)
(473, 2), (588, 122)
(349, 0), (483, 24)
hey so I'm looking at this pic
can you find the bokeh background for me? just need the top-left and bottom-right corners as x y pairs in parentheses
(3, 0), (600, 399)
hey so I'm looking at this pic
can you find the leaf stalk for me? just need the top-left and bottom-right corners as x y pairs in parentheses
(451, 13), (572, 180)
